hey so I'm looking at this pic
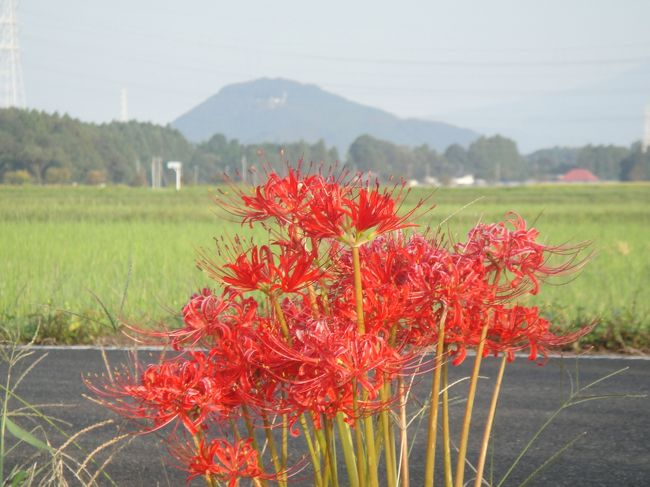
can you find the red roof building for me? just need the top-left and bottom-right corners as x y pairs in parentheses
(559, 168), (599, 182)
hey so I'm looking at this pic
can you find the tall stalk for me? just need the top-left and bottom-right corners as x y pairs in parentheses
(323, 417), (340, 487)
(242, 405), (269, 487)
(441, 359), (453, 487)
(261, 412), (285, 487)
(380, 381), (397, 487)
(474, 355), (507, 487)
(351, 245), (379, 487)
(423, 307), (448, 487)
(454, 324), (489, 487)
(397, 378), (410, 487)
(352, 384), (367, 487)
(336, 413), (360, 487)
(300, 415), (324, 487)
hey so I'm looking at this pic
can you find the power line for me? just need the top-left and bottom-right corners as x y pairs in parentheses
(20, 7), (650, 56)
(19, 9), (650, 69)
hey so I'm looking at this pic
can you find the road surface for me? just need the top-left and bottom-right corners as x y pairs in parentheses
(2, 348), (648, 486)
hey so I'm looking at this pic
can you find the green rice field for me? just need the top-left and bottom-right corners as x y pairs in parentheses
(1, 183), (649, 350)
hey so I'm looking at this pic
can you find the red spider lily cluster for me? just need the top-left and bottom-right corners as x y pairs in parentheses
(88, 165), (592, 487)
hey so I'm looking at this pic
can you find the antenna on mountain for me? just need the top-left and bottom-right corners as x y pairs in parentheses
(641, 104), (650, 152)
(0, 0), (26, 108)
(120, 88), (129, 122)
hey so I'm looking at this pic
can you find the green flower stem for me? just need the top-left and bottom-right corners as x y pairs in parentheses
(261, 412), (285, 487)
(270, 295), (292, 487)
(454, 323), (489, 487)
(323, 416), (340, 487)
(380, 381), (397, 487)
(282, 413), (289, 482)
(271, 297), (293, 346)
(362, 387), (379, 486)
(351, 245), (379, 487)
(242, 405), (268, 487)
(397, 378), (410, 487)
(336, 413), (360, 487)
(313, 418), (331, 487)
(300, 414), (324, 487)
(351, 246), (366, 334)
(474, 354), (507, 487)
(441, 359), (453, 487)
(352, 385), (367, 487)
(423, 307), (448, 487)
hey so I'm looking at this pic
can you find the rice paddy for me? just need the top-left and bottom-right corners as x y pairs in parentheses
(1, 183), (648, 349)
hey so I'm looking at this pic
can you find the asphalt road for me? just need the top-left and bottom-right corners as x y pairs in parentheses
(2, 348), (648, 486)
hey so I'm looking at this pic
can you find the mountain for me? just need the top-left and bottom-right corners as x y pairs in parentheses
(172, 78), (479, 154)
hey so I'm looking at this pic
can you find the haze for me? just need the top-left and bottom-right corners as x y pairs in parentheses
(18, 0), (650, 151)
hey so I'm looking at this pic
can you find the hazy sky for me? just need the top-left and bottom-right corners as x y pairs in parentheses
(15, 0), (650, 149)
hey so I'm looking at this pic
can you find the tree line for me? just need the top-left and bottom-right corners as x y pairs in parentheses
(1, 108), (648, 185)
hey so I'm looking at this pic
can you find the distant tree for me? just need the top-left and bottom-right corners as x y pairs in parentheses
(467, 135), (525, 181)
(412, 144), (451, 181)
(576, 145), (629, 180)
(86, 170), (107, 185)
(0, 108), (194, 185)
(45, 166), (72, 184)
(444, 144), (469, 176)
(348, 135), (413, 179)
(192, 133), (243, 181)
(3, 170), (32, 185)
(525, 147), (580, 180)
(620, 149), (650, 181)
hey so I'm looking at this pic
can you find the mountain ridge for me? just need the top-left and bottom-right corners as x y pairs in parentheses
(171, 78), (479, 153)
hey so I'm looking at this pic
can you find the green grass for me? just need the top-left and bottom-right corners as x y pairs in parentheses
(1, 183), (649, 349)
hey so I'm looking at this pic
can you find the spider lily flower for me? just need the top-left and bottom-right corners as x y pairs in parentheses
(187, 438), (265, 486)
(171, 289), (258, 349)
(88, 165), (593, 487)
(199, 241), (325, 296)
(459, 212), (590, 297)
(87, 352), (234, 435)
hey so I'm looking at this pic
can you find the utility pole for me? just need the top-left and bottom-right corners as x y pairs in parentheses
(151, 157), (162, 189)
(241, 155), (247, 184)
(0, 0), (26, 108)
(120, 88), (129, 122)
(642, 105), (650, 153)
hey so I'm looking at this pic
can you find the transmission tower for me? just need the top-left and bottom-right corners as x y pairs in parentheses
(0, 0), (25, 108)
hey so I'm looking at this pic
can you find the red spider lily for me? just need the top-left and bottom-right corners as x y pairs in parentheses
(458, 213), (588, 296)
(171, 289), (258, 349)
(187, 438), (264, 486)
(255, 315), (407, 425)
(295, 179), (352, 241)
(348, 183), (419, 238)
(87, 165), (594, 487)
(200, 241), (324, 295)
(485, 304), (594, 362)
(298, 179), (422, 245)
(87, 352), (235, 435)
(239, 167), (325, 226)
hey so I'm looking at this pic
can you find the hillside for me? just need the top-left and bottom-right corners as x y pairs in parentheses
(0, 109), (193, 184)
(172, 78), (479, 153)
